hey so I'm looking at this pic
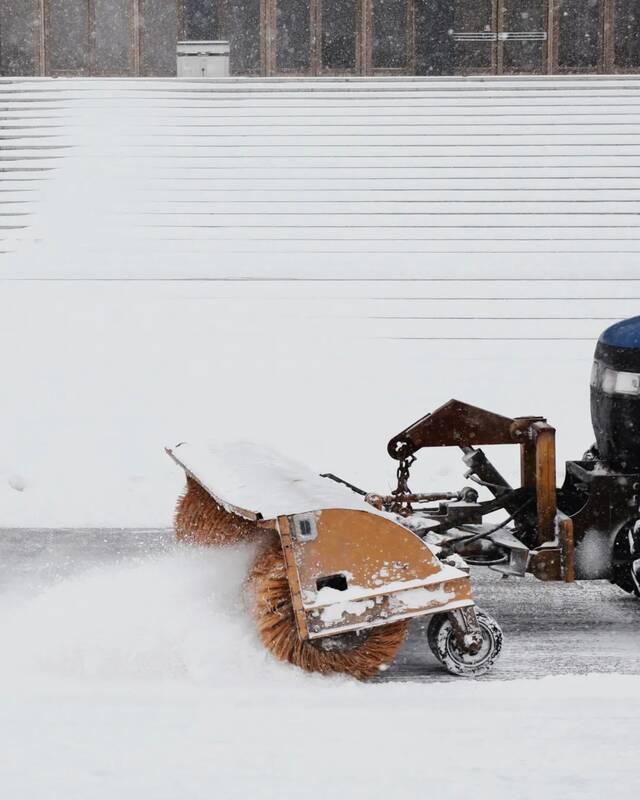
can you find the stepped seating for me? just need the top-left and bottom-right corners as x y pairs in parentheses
(1, 76), (640, 343)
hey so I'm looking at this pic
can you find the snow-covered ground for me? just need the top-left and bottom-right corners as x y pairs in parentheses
(1, 530), (639, 799)
(5, 670), (638, 799)
(2, 77), (640, 797)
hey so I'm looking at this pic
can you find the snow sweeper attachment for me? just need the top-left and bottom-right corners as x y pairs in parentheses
(166, 442), (502, 679)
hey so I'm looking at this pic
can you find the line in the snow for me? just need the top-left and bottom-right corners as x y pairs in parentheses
(378, 336), (596, 341)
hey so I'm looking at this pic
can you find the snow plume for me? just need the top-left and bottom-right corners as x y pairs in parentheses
(0, 541), (639, 799)
(0, 542), (305, 687)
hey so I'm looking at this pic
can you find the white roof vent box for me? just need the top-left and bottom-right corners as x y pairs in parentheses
(177, 40), (230, 77)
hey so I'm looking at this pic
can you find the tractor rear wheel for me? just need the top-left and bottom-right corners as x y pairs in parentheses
(247, 536), (409, 680)
(611, 521), (640, 597)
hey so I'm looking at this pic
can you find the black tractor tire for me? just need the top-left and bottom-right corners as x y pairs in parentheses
(611, 521), (640, 597)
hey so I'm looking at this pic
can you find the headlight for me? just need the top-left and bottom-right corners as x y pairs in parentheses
(611, 370), (640, 396)
(601, 367), (618, 394)
(593, 360), (640, 396)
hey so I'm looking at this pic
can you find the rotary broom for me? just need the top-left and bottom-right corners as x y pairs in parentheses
(167, 441), (496, 679)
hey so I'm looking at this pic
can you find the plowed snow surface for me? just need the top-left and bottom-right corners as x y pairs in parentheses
(1, 529), (639, 799)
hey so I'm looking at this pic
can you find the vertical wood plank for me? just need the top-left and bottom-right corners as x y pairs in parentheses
(494, 0), (500, 75)
(88, 0), (96, 75)
(603, 0), (614, 71)
(546, 0), (554, 73)
(132, 0), (140, 76)
(37, 0), (46, 75)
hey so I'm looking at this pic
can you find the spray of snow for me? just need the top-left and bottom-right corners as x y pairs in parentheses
(574, 528), (613, 580)
(0, 542), (311, 688)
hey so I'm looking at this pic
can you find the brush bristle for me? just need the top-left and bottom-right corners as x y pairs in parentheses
(175, 476), (260, 546)
(247, 536), (409, 680)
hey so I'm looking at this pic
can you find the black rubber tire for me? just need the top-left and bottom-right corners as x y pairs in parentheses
(426, 612), (442, 658)
(611, 521), (640, 597)
(427, 609), (503, 677)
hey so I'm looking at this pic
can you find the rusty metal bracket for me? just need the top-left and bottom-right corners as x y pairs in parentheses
(448, 607), (483, 655)
(387, 399), (545, 458)
(276, 515), (310, 641)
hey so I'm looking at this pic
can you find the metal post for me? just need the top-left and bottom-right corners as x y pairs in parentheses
(534, 422), (557, 544)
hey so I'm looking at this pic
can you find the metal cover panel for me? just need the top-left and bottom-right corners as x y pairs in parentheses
(166, 440), (378, 520)
(278, 507), (474, 638)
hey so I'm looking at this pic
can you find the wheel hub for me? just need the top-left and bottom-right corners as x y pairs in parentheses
(446, 624), (494, 667)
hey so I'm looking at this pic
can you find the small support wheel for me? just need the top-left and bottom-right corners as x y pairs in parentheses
(427, 609), (503, 677)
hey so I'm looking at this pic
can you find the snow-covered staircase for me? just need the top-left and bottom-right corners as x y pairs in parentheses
(1, 75), (640, 344)
(3, 75), (640, 525)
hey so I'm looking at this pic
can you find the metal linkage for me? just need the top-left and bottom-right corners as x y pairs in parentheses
(389, 455), (417, 515)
